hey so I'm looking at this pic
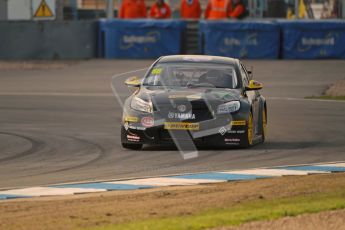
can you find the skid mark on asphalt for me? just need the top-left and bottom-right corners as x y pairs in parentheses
(0, 132), (45, 163)
(267, 97), (345, 103)
(18, 136), (107, 177)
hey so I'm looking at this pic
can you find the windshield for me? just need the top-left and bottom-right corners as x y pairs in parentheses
(142, 62), (238, 89)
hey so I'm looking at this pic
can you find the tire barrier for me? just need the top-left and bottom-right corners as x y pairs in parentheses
(98, 19), (186, 59)
(278, 20), (345, 59)
(1, 20), (345, 60)
(199, 20), (280, 59)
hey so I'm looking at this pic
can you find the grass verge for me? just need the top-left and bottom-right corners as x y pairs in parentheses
(92, 190), (345, 230)
(305, 96), (345, 101)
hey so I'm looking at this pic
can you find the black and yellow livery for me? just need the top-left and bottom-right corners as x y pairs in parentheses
(121, 55), (267, 150)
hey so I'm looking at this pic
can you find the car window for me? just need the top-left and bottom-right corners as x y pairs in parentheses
(143, 63), (238, 89)
(240, 64), (249, 86)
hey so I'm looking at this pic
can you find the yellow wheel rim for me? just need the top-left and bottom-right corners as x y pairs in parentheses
(248, 112), (253, 145)
(262, 110), (267, 138)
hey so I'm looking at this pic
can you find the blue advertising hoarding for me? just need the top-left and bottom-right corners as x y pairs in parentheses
(200, 21), (280, 59)
(279, 20), (345, 59)
(99, 20), (186, 59)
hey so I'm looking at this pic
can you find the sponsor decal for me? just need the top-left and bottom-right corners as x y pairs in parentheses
(127, 134), (140, 142)
(219, 127), (227, 136)
(223, 34), (258, 47)
(123, 35), (157, 44)
(301, 37), (335, 46)
(224, 38), (241, 46)
(128, 125), (146, 131)
(177, 104), (187, 112)
(225, 138), (241, 142)
(225, 138), (241, 145)
(151, 68), (162, 75)
(124, 116), (138, 122)
(141, 117), (154, 127)
(164, 122), (199, 131)
(168, 112), (196, 120)
(225, 142), (240, 146)
(230, 120), (246, 126)
(120, 31), (160, 50)
(227, 130), (245, 134)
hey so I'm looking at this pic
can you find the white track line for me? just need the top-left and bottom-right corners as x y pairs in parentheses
(0, 187), (105, 197)
(318, 163), (345, 168)
(1, 161), (344, 192)
(107, 178), (225, 186)
(220, 169), (329, 176)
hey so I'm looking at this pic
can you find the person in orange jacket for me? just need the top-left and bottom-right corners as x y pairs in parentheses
(205, 0), (232, 19)
(229, 0), (246, 19)
(180, 0), (201, 19)
(119, 0), (147, 19)
(150, 0), (172, 19)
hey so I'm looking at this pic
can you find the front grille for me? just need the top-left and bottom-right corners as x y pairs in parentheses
(189, 100), (214, 122)
(155, 99), (214, 122)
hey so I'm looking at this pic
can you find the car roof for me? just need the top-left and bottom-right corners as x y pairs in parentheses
(158, 55), (239, 65)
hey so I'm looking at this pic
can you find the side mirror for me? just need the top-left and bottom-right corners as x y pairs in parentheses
(248, 66), (254, 80)
(245, 80), (263, 91)
(125, 76), (141, 87)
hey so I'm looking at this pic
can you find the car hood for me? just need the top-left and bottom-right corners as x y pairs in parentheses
(139, 86), (242, 106)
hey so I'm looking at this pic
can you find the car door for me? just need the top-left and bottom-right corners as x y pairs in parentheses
(240, 63), (260, 136)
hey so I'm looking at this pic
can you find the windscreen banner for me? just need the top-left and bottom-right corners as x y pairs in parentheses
(199, 21), (280, 59)
(279, 20), (345, 59)
(99, 20), (186, 59)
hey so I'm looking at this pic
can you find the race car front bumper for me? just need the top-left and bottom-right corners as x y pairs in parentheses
(121, 112), (248, 147)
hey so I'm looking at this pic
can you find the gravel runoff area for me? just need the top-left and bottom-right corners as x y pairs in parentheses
(0, 173), (344, 230)
(325, 79), (345, 97)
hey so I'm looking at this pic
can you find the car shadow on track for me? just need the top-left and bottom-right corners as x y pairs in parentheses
(140, 141), (321, 151)
(254, 141), (321, 150)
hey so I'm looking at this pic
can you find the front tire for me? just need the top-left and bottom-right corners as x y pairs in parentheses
(241, 111), (254, 148)
(261, 108), (267, 143)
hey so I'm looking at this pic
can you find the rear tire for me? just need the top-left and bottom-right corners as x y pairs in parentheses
(121, 142), (143, 150)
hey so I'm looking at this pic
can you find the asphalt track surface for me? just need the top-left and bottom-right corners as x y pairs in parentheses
(0, 60), (344, 189)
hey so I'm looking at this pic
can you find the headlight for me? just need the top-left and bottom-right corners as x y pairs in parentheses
(217, 101), (240, 114)
(131, 96), (153, 113)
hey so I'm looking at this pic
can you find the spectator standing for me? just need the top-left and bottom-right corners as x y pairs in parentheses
(229, 0), (246, 19)
(180, 0), (202, 19)
(119, 0), (147, 19)
(205, 0), (233, 19)
(150, 0), (172, 19)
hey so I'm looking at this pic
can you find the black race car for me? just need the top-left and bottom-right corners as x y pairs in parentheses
(121, 55), (267, 150)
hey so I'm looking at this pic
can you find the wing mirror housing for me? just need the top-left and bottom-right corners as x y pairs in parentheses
(245, 80), (263, 91)
(125, 76), (141, 87)
(247, 66), (254, 80)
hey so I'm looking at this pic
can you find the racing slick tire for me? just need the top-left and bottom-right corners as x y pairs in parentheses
(241, 111), (254, 148)
(261, 108), (267, 143)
